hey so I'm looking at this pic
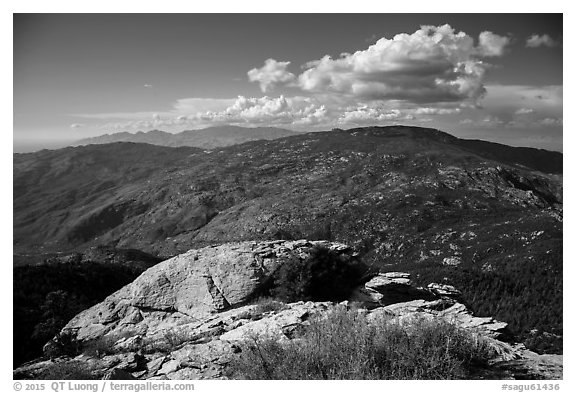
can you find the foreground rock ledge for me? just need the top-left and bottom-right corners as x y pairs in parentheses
(14, 240), (562, 380)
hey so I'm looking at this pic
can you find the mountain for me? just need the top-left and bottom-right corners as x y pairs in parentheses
(14, 125), (562, 258)
(14, 125), (563, 355)
(72, 125), (299, 149)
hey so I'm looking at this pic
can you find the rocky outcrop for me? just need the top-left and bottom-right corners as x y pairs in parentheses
(350, 272), (462, 308)
(54, 240), (355, 343)
(14, 241), (562, 380)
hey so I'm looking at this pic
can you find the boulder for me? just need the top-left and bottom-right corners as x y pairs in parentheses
(368, 298), (510, 340)
(365, 272), (412, 290)
(220, 301), (329, 342)
(427, 283), (462, 298)
(352, 272), (434, 306)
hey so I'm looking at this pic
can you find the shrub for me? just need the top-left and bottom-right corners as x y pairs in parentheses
(43, 329), (82, 359)
(268, 246), (364, 302)
(226, 307), (494, 380)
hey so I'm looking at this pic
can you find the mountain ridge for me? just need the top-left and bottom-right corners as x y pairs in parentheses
(71, 125), (300, 150)
(14, 125), (562, 258)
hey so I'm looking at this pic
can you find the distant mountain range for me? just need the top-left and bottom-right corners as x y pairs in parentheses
(72, 125), (299, 149)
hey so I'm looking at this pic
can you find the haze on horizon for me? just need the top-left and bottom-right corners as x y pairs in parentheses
(14, 14), (563, 152)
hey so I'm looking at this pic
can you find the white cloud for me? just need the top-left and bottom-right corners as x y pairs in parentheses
(249, 25), (510, 106)
(98, 95), (329, 131)
(195, 95), (328, 126)
(412, 107), (462, 115)
(515, 108), (535, 115)
(477, 31), (511, 57)
(172, 97), (236, 114)
(69, 123), (84, 128)
(247, 59), (296, 93)
(338, 106), (402, 125)
(526, 34), (558, 48)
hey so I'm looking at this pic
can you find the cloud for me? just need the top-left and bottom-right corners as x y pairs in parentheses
(144, 83), (153, 88)
(338, 105), (402, 125)
(526, 34), (558, 48)
(515, 108), (534, 115)
(412, 107), (462, 115)
(82, 84), (561, 134)
(250, 25), (510, 106)
(454, 85), (562, 130)
(69, 123), (84, 128)
(540, 117), (562, 126)
(195, 95), (328, 126)
(98, 95), (329, 131)
(482, 85), (562, 117)
(247, 59), (296, 93)
(477, 31), (511, 57)
(172, 97), (236, 114)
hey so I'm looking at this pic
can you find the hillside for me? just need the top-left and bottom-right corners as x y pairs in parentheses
(14, 125), (563, 355)
(14, 126), (562, 258)
(72, 125), (299, 149)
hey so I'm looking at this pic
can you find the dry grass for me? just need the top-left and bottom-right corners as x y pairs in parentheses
(226, 306), (495, 380)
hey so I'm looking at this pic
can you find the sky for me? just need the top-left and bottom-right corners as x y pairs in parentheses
(13, 13), (563, 151)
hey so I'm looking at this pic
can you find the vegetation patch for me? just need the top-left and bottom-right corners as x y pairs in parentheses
(226, 306), (495, 380)
(14, 262), (148, 367)
(265, 246), (366, 302)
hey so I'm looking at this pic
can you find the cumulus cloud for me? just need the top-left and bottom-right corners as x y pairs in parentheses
(526, 34), (558, 48)
(99, 95), (329, 132)
(247, 59), (296, 93)
(249, 25), (510, 106)
(477, 31), (511, 57)
(194, 95), (328, 126)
